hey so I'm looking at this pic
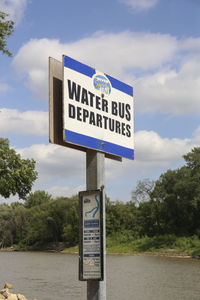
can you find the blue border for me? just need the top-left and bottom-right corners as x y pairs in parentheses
(64, 56), (133, 96)
(106, 74), (133, 97)
(64, 56), (95, 78)
(64, 130), (134, 159)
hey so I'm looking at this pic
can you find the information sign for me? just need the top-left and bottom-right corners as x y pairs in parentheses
(79, 190), (103, 281)
(63, 55), (134, 159)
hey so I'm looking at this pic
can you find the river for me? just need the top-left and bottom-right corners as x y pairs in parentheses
(0, 252), (200, 299)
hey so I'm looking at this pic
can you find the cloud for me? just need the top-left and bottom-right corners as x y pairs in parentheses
(46, 185), (85, 198)
(0, 185), (85, 203)
(0, 108), (48, 136)
(0, 0), (27, 25)
(119, 0), (159, 12)
(0, 126), (197, 202)
(12, 31), (200, 115)
(179, 37), (200, 52)
(106, 128), (197, 179)
(0, 194), (22, 204)
(13, 126), (200, 199)
(17, 143), (86, 183)
(12, 31), (177, 99)
(134, 130), (193, 164)
(135, 54), (200, 114)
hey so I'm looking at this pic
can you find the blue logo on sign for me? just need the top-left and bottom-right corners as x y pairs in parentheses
(93, 74), (111, 95)
(85, 194), (99, 218)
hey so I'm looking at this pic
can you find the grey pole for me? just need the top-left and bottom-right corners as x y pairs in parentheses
(86, 149), (106, 300)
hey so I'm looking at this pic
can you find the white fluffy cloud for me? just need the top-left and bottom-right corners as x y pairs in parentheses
(119, 0), (159, 11)
(12, 31), (200, 114)
(0, 108), (48, 136)
(0, 126), (196, 202)
(106, 128), (198, 180)
(12, 31), (177, 99)
(134, 130), (193, 164)
(13, 126), (200, 199)
(0, 0), (27, 25)
(47, 185), (85, 198)
(179, 37), (200, 52)
(135, 54), (200, 114)
(17, 143), (86, 183)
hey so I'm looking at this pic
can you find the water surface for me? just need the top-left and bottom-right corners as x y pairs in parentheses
(0, 252), (199, 300)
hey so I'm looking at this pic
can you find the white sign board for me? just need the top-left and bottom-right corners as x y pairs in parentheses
(79, 190), (103, 281)
(63, 55), (134, 159)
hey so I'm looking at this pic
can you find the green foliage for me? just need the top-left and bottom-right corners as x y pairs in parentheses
(0, 138), (38, 199)
(62, 245), (79, 253)
(25, 190), (52, 208)
(191, 247), (200, 257)
(134, 235), (177, 251)
(183, 147), (200, 171)
(105, 168), (200, 254)
(149, 148), (200, 236)
(106, 234), (200, 255)
(1, 147), (200, 256)
(0, 202), (27, 247)
(0, 193), (79, 249)
(23, 208), (53, 247)
(0, 11), (14, 57)
(132, 178), (154, 205)
(106, 198), (138, 237)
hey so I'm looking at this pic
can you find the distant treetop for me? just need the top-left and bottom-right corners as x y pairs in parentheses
(0, 10), (14, 57)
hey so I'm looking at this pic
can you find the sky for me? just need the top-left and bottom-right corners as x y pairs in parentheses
(0, 0), (200, 203)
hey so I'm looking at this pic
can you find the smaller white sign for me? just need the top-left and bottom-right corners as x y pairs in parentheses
(79, 190), (103, 281)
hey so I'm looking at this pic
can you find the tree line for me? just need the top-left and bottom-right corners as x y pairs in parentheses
(0, 147), (200, 249)
(1, 137), (200, 249)
(0, 192), (79, 249)
(108, 147), (200, 240)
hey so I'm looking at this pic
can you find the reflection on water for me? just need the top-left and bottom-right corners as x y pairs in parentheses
(0, 252), (200, 300)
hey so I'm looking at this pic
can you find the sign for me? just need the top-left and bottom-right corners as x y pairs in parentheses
(49, 57), (121, 161)
(63, 55), (134, 159)
(79, 190), (103, 281)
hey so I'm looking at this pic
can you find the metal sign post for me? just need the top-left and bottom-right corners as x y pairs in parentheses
(86, 150), (106, 300)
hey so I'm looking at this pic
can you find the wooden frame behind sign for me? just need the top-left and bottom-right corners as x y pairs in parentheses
(49, 57), (122, 161)
(79, 190), (104, 281)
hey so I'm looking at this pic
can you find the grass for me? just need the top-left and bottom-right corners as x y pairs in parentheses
(106, 234), (200, 257)
(62, 245), (79, 254)
(62, 233), (200, 257)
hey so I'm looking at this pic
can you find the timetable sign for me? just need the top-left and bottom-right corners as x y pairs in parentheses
(79, 190), (103, 281)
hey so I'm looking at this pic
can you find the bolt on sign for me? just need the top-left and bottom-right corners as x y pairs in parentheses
(79, 190), (103, 281)
(62, 55), (134, 159)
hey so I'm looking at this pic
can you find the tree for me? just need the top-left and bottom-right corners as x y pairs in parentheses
(151, 162), (200, 235)
(0, 11), (14, 57)
(183, 147), (200, 233)
(183, 147), (200, 173)
(0, 138), (38, 199)
(131, 179), (155, 205)
(25, 190), (52, 208)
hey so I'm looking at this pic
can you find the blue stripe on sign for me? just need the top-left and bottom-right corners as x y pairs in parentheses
(65, 129), (134, 159)
(64, 56), (133, 96)
(106, 74), (133, 97)
(84, 254), (100, 258)
(84, 219), (100, 228)
(64, 56), (95, 78)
